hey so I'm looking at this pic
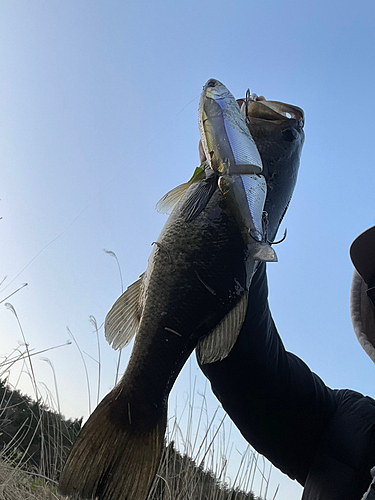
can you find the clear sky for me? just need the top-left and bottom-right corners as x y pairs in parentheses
(1, 1), (375, 498)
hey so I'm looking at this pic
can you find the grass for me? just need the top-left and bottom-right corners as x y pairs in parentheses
(0, 460), (65, 500)
(0, 263), (278, 499)
(0, 374), (273, 499)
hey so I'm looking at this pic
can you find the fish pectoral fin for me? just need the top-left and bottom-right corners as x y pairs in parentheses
(105, 274), (144, 350)
(155, 165), (206, 214)
(196, 292), (248, 364)
(180, 173), (218, 222)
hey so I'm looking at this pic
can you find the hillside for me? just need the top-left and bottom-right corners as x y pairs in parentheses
(0, 380), (264, 500)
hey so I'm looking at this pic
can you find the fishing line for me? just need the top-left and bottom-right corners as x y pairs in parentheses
(0, 93), (200, 296)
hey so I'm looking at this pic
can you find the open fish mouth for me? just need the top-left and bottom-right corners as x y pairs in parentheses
(238, 96), (305, 128)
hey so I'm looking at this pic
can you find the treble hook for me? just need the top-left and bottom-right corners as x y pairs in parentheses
(245, 89), (251, 124)
(269, 228), (288, 245)
(244, 89), (259, 124)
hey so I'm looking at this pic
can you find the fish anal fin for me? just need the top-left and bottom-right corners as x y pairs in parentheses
(196, 292), (248, 364)
(59, 387), (167, 500)
(105, 274), (144, 350)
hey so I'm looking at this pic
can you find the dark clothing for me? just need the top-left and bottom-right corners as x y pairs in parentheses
(199, 263), (375, 499)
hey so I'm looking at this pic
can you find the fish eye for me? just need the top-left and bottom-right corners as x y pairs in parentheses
(282, 128), (298, 142)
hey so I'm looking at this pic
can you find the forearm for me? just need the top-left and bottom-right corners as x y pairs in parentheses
(199, 262), (336, 484)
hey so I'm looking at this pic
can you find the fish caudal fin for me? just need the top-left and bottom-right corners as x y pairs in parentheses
(59, 388), (167, 500)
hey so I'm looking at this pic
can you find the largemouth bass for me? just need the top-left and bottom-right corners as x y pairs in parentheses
(59, 82), (304, 500)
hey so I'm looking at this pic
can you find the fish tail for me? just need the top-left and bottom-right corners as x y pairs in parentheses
(59, 387), (167, 500)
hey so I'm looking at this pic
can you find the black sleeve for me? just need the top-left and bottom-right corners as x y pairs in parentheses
(302, 390), (375, 500)
(199, 263), (375, 498)
(199, 262), (337, 485)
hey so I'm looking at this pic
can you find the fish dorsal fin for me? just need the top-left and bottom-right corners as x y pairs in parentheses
(180, 171), (218, 222)
(156, 165), (207, 214)
(196, 292), (248, 364)
(105, 274), (144, 350)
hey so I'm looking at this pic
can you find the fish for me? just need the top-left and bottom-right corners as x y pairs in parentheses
(59, 81), (304, 500)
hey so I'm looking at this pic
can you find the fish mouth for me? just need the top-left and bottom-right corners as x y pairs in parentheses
(203, 80), (304, 127)
(238, 97), (305, 128)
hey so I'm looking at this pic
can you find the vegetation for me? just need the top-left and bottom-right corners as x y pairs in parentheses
(0, 379), (81, 480)
(0, 254), (274, 499)
(0, 379), (268, 499)
(151, 442), (260, 500)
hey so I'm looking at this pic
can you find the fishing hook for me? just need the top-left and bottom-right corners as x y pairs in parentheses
(261, 210), (287, 245)
(244, 89), (258, 124)
(245, 89), (251, 124)
(270, 228), (288, 245)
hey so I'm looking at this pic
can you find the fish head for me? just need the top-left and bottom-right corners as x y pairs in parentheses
(238, 96), (305, 241)
(238, 97), (305, 160)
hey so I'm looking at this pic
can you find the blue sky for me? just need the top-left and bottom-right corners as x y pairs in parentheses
(1, 1), (375, 498)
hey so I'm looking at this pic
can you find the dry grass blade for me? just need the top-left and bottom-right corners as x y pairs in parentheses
(147, 385), (274, 500)
(66, 327), (91, 415)
(103, 248), (124, 385)
(0, 283), (28, 305)
(5, 303), (38, 401)
(103, 249), (124, 293)
(89, 315), (102, 406)
(41, 359), (61, 415)
(0, 310), (277, 500)
(0, 459), (67, 500)
(1, 343), (72, 369)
